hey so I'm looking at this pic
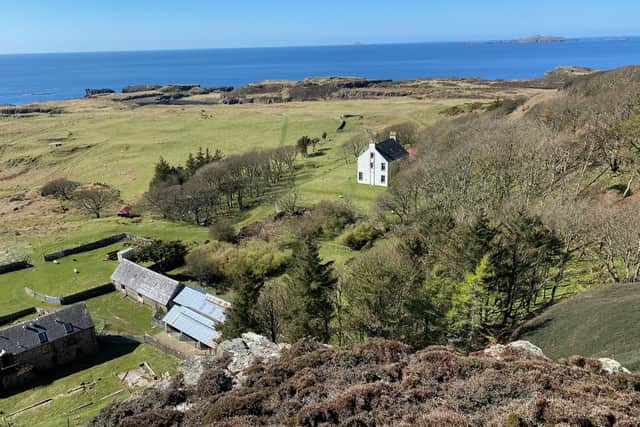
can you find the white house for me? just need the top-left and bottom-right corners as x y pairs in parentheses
(356, 132), (409, 187)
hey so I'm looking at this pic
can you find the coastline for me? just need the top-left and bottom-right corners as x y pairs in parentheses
(0, 67), (596, 109)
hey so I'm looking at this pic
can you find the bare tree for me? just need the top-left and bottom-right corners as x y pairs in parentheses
(73, 184), (119, 218)
(590, 202), (640, 283)
(255, 281), (290, 342)
(340, 133), (369, 164)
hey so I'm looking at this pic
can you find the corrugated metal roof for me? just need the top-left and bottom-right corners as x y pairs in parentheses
(173, 286), (230, 323)
(111, 259), (182, 306)
(162, 305), (220, 348)
(0, 303), (94, 355)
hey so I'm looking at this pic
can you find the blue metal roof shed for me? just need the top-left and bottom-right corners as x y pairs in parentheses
(162, 286), (231, 349)
(172, 286), (230, 324)
(162, 305), (220, 349)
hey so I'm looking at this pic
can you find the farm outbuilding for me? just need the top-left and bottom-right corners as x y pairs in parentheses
(111, 259), (183, 312)
(117, 205), (132, 217)
(0, 303), (98, 391)
(162, 286), (230, 349)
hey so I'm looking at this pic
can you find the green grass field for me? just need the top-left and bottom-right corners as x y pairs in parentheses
(517, 284), (640, 371)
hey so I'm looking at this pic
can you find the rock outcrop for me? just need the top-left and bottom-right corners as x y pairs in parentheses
(85, 88), (115, 97)
(598, 357), (631, 374)
(179, 333), (286, 388)
(483, 340), (549, 360)
(91, 338), (640, 427)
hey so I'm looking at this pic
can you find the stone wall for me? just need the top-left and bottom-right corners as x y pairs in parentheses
(43, 234), (129, 261)
(0, 260), (32, 275)
(25, 283), (115, 305)
(0, 307), (37, 327)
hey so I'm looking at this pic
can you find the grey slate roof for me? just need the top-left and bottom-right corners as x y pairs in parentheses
(0, 303), (94, 355)
(111, 259), (182, 306)
(375, 139), (409, 162)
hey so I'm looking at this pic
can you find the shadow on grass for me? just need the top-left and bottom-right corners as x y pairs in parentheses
(514, 317), (555, 339)
(306, 151), (326, 158)
(0, 339), (140, 398)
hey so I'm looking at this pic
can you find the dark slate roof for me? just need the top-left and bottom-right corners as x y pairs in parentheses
(0, 303), (94, 355)
(173, 286), (230, 323)
(111, 259), (182, 306)
(375, 139), (409, 162)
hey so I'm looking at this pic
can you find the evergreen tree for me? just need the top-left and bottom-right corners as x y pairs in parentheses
(445, 255), (493, 350)
(186, 152), (198, 176)
(220, 274), (264, 339)
(150, 157), (174, 187)
(286, 237), (337, 342)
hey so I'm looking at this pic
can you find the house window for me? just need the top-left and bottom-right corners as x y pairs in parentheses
(358, 172), (363, 181)
(64, 323), (74, 334)
(370, 152), (375, 160)
(381, 162), (386, 171)
(381, 175), (386, 184)
(38, 331), (48, 344)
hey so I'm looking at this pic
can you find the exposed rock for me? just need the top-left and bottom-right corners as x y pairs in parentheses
(598, 357), (631, 374)
(214, 332), (282, 381)
(178, 355), (220, 387)
(122, 84), (162, 93)
(85, 88), (115, 97)
(483, 340), (548, 360)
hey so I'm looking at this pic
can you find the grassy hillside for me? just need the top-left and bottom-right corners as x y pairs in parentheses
(517, 284), (640, 370)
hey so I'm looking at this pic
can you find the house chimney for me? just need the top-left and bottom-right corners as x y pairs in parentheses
(389, 131), (397, 141)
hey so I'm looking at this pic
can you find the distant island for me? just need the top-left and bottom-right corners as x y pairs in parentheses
(512, 35), (569, 43)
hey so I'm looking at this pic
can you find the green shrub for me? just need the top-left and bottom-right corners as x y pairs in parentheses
(189, 240), (291, 285)
(312, 200), (358, 236)
(134, 239), (188, 272)
(209, 218), (237, 243)
(339, 222), (381, 250)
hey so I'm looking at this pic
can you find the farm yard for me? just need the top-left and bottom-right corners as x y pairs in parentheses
(0, 96), (470, 426)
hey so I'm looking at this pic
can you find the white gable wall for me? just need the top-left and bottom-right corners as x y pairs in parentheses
(357, 144), (389, 187)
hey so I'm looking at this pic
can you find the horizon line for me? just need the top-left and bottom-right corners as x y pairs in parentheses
(1, 34), (639, 56)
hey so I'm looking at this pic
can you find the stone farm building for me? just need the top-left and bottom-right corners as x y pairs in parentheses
(0, 303), (97, 392)
(163, 286), (231, 349)
(111, 259), (183, 313)
(356, 132), (409, 187)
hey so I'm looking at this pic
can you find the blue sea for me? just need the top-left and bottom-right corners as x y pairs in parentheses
(1, 38), (639, 105)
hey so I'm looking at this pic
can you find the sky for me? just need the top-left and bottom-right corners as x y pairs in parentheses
(1, 0), (639, 54)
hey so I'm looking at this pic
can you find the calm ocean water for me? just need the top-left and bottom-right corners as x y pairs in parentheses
(1, 38), (639, 105)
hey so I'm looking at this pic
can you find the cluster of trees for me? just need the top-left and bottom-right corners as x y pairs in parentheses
(41, 178), (120, 218)
(146, 145), (298, 225)
(339, 122), (420, 163)
(221, 237), (337, 344)
(217, 67), (640, 351)
(133, 240), (188, 272)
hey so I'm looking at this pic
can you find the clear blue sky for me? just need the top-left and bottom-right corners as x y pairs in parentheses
(1, 0), (639, 54)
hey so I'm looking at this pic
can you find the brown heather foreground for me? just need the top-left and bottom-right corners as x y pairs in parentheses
(92, 339), (640, 427)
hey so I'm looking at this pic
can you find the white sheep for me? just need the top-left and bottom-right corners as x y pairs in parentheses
(73, 268), (79, 274)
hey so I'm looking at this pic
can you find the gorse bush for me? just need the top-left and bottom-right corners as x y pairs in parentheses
(186, 240), (291, 287)
(40, 178), (80, 200)
(339, 222), (380, 250)
(209, 218), (237, 243)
